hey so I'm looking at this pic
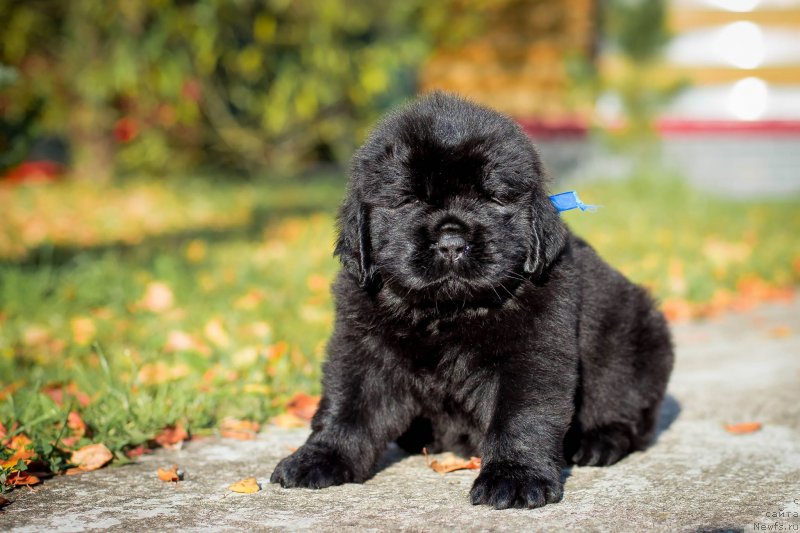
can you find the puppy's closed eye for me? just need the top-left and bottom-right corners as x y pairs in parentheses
(391, 197), (421, 209)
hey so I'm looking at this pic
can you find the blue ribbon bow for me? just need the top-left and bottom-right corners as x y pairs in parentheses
(549, 191), (598, 213)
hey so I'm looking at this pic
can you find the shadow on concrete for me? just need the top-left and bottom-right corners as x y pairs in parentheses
(656, 394), (682, 437)
(376, 443), (413, 472)
(373, 394), (683, 481)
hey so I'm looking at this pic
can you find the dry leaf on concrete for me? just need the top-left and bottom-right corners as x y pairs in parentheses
(157, 465), (184, 483)
(768, 325), (792, 338)
(7, 471), (41, 486)
(228, 477), (260, 493)
(70, 443), (113, 471)
(423, 448), (481, 474)
(724, 422), (762, 434)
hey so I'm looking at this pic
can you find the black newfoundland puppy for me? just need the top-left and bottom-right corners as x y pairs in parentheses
(271, 92), (674, 509)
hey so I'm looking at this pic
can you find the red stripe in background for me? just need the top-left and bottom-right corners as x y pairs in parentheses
(657, 119), (800, 135)
(517, 117), (800, 137)
(516, 119), (588, 139)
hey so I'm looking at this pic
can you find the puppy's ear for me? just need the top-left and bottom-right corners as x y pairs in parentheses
(524, 191), (567, 276)
(334, 192), (375, 288)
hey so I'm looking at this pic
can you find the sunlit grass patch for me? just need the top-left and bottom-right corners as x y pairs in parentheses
(0, 177), (344, 261)
(563, 173), (800, 315)
(1, 179), (343, 490)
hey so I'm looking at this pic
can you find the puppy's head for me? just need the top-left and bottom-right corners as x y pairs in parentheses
(335, 92), (566, 305)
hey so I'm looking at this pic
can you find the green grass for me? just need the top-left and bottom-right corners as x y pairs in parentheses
(0, 177), (346, 484)
(1, 172), (798, 488)
(565, 173), (800, 303)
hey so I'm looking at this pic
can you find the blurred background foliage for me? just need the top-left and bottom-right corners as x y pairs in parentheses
(0, 0), (674, 179)
(0, 0), (504, 178)
(599, 0), (686, 143)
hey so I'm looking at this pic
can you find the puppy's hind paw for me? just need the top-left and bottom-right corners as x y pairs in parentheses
(470, 462), (563, 510)
(570, 423), (636, 467)
(270, 444), (355, 489)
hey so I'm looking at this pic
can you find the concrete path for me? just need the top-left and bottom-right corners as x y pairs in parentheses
(3, 298), (800, 532)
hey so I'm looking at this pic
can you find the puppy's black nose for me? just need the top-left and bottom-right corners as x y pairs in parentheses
(436, 233), (467, 262)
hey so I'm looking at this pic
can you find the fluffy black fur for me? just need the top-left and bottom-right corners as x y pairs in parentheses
(270, 92), (674, 509)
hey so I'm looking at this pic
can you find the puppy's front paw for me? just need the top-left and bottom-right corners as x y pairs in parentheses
(470, 462), (563, 509)
(270, 444), (354, 489)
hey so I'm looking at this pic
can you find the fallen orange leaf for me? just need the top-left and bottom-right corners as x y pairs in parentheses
(185, 239), (207, 263)
(724, 422), (763, 434)
(243, 321), (271, 340)
(137, 281), (174, 313)
(67, 411), (87, 436)
(162, 331), (209, 355)
(231, 346), (260, 368)
(269, 413), (307, 428)
(264, 341), (289, 363)
(70, 443), (113, 471)
(228, 477), (260, 493)
(58, 411), (89, 449)
(220, 419), (260, 440)
(154, 424), (189, 450)
(22, 325), (51, 347)
(768, 325), (792, 338)
(137, 360), (192, 385)
(423, 448), (481, 474)
(306, 274), (329, 292)
(60, 436), (82, 449)
(7, 471), (41, 486)
(234, 289), (266, 310)
(286, 392), (320, 421)
(90, 307), (114, 320)
(42, 382), (91, 407)
(204, 318), (230, 348)
(661, 298), (693, 322)
(0, 382), (23, 401)
(1, 434), (35, 468)
(125, 445), (145, 459)
(70, 316), (96, 346)
(157, 465), (184, 483)
(201, 365), (238, 385)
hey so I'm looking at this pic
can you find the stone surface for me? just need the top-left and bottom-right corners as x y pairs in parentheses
(3, 298), (800, 532)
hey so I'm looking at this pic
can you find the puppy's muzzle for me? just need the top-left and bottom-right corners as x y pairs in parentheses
(435, 233), (469, 262)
